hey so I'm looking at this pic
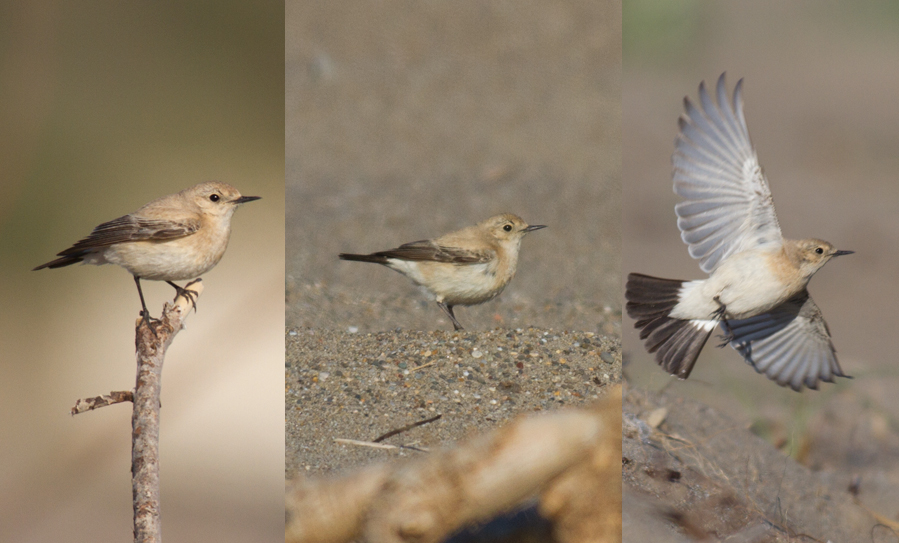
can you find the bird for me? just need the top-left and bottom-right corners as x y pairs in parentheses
(625, 74), (852, 391)
(34, 181), (260, 331)
(339, 213), (546, 330)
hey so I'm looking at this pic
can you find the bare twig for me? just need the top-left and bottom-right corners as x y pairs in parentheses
(373, 414), (442, 442)
(408, 360), (438, 372)
(334, 439), (430, 453)
(71, 390), (133, 415)
(131, 280), (202, 543)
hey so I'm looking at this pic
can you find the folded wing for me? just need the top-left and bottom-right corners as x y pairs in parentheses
(57, 215), (200, 254)
(374, 240), (493, 264)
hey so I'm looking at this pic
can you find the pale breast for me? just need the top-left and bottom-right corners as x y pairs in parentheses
(102, 229), (230, 281)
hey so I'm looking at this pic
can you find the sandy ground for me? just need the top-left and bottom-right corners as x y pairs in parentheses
(285, 0), (623, 498)
(622, 2), (899, 539)
(286, 328), (621, 479)
(623, 387), (880, 542)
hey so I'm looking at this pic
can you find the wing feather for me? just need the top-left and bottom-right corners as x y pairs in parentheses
(673, 74), (783, 273)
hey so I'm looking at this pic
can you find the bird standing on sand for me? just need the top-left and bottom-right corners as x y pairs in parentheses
(626, 74), (852, 391)
(340, 213), (546, 331)
(35, 181), (260, 330)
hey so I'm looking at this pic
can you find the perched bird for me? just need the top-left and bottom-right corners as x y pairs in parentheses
(34, 181), (260, 330)
(626, 74), (852, 391)
(339, 213), (546, 330)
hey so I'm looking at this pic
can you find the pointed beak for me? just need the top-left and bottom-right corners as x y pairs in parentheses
(523, 224), (547, 233)
(234, 195), (261, 204)
(833, 249), (854, 257)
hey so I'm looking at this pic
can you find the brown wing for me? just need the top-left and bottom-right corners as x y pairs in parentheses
(375, 240), (492, 264)
(57, 214), (200, 255)
(34, 214), (201, 270)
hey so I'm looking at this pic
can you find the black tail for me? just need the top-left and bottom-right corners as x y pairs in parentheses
(626, 273), (715, 379)
(33, 252), (88, 271)
(338, 253), (389, 265)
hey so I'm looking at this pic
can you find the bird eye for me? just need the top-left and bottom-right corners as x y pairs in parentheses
(209, 194), (220, 202)
(815, 247), (824, 254)
(503, 224), (512, 232)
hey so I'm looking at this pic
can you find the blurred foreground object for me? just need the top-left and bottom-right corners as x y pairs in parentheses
(286, 386), (621, 543)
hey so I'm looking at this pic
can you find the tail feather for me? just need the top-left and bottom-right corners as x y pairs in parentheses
(338, 253), (389, 265)
(626, 273), (717, 379)
(625, 273), (683, 318)
(33, 252), (88, 271)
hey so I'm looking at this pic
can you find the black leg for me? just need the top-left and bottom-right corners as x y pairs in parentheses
(712, 296), (733, 347)
(165, 280), (198, 310)
(133, 276), (158, 336)
(437, 302), (464, 331)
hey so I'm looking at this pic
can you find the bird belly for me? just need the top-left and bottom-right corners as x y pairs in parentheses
(703, 251), (798, 319)
(102, 236), (228, 281)
(388, 260), (508, 306)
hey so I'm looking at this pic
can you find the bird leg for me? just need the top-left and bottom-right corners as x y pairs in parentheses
(437, 302), (464, 331)
(166, 280), (199, 311)
(711, 296), (734, 347)
(133, 276), (159, 337)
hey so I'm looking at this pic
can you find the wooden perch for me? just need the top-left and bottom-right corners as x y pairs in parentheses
(131, 279), (202, 543)
(69, 280), (202, 543)
(286, 386), (622, 543)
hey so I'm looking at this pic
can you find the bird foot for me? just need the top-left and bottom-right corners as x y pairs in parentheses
(138, 310), (161, 338)
(712, 296), (732, 347)
(167, 280), (199, 311)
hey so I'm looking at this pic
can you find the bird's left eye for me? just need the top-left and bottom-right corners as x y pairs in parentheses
(503, 224), (512, 232)
(209, 194), (220, 202)
(815, 247), (824, 254)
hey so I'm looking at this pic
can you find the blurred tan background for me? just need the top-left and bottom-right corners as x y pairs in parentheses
(623, 0), (899, 533)
(0, 2), (284, 542)
(286, 0), (622, 335)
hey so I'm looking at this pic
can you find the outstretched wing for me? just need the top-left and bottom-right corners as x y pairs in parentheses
(673, 73), (783, 273)
(727, 291), (849, 391)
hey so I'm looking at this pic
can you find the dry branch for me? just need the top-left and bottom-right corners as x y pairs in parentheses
(131, 280), (202, 543)
(286, 386), (622, 543)
(71, 390), (133, 414)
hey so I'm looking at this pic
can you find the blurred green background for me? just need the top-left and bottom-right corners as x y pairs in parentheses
(0, 2), (284, 542)
(623, 0), (899, 520)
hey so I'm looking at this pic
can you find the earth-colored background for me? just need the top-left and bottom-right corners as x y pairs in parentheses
(623, 1), (899, 540)
(0, 3), (284, 542)
(285, 0), (623, 496)
(286, 0), (621, 337)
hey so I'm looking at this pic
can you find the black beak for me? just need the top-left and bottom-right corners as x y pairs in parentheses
(234, 196), (261, 204)
(523, 224), (547, 233)
(833, 249), (854, 257)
